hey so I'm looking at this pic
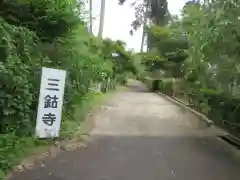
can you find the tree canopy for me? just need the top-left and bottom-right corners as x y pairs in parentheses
(0, 0), (136, 177)
(118, 0), (170, 31)
(137, 0), (240, 136)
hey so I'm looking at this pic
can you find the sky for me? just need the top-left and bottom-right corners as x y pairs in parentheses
(86, 0), (187, 52)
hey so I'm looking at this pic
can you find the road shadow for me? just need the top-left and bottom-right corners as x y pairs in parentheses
(125, 81), (150, 93)
(10, 135), (240, 180)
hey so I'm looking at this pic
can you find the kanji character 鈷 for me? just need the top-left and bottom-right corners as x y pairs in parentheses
(44, 95), (59, 108)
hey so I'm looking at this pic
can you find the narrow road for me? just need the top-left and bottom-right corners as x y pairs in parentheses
(10, 81), (240, 180)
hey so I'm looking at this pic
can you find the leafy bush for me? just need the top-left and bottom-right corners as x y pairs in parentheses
(0, 0), (136, 177)
(158, 79), (174, 95)
(151, 80), (160, 92)
(138, 0), (240, 136)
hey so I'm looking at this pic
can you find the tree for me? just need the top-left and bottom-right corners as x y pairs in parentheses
(118, 0), (170, 30)
(176, 0), (240, 131)
(118, 0), (170, 52)
(0, 1), (138, 176)
(102, 39), (136, 76)
(133, 0), (240, 137)
(138, 24), (188, 79)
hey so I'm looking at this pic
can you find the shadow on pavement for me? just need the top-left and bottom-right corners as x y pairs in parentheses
(125, 81), (149, 93)
(10, 135), (240, 180)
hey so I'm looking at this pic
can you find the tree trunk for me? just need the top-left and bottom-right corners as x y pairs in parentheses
(98, 0), (106, 38)
(140, 0), (150, 52)
(89, 0), (93, 34)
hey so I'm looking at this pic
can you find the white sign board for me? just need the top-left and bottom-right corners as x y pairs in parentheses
(35, 67), (66, 138)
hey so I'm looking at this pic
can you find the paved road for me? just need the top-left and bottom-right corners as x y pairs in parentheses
(10, 81), (240, 180)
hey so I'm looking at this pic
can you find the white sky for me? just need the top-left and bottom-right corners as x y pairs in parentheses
(86, 0), (187, 52)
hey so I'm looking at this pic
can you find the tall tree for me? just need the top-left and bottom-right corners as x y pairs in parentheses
(98, 0), (106, 37)
(118, 0), (170, 52)
(89, 0), (93, 34)
(119, 0), (170, 29)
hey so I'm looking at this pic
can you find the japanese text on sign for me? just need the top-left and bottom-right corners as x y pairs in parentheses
(35, 67), (66, 138)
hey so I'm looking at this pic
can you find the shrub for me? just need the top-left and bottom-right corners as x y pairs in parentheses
(0, 0), (136, 177)
(158, 78), (174, 95)
(151, 80), (160, 92)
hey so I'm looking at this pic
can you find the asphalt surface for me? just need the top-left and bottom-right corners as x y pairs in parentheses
(10, 81), (240, 180)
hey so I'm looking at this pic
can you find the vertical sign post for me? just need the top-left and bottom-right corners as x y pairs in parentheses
(35, 67), (66, 138)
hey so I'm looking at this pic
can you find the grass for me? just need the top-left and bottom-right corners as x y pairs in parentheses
(1, 87), (122, 179)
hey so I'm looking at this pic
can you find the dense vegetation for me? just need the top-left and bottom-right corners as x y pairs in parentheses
(120, 0), (240, 136)
(2, 0), (240, 177)
(0, 0), (135, 177)
(119, 0), (240, 135)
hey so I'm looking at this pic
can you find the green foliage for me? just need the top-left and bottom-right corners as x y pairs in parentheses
(118, 0), (170, 32)
(102, 39), (136, 76)
(149, 78), (173, 95)
(139, 51), (166, 72)
(0, 0), (136, 177)
(158, 78), (174, 95)
(142, 76), (174, 95)
(138, 25), (188, 79)
(180, 0), (240, 134)
(139, 0), (240, 136)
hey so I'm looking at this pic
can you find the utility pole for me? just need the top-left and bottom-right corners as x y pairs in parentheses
(140, 20), (146, 52)
(89, 0), (93, 34)
(140, 0), (149, 52)
(98, 0), (105, 38)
